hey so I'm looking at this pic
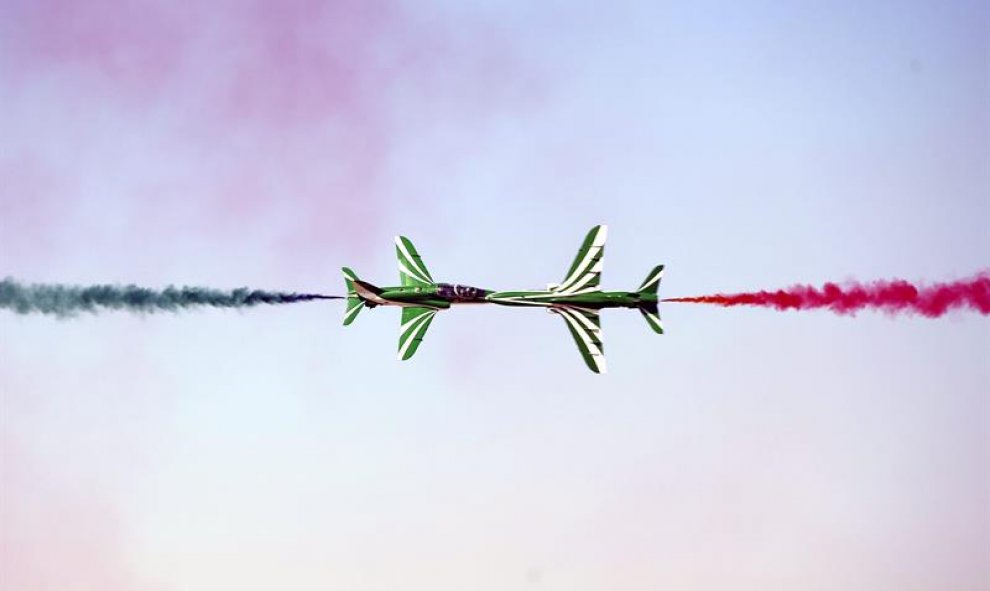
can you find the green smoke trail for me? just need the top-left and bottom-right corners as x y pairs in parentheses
(0, 278), (341, 317)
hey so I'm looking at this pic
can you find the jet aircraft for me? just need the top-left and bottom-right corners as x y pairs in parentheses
(342, 225), (664, 373)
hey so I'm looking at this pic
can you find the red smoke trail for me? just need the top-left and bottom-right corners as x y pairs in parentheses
(662, 272), (990, 318)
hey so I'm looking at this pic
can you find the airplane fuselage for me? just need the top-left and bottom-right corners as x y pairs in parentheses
(352, 279), (489, 310)
(485, 289), (659, 310)
(355, 279), (658, 311)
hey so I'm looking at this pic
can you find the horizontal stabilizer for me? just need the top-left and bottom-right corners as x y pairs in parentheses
(638, 265), (664, 294)
(639, 303), (663, 334)
(342, 267), (365, 326)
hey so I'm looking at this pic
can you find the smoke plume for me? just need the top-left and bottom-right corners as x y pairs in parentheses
(0, 278), (340, 317)
(663, 272), (990, 318)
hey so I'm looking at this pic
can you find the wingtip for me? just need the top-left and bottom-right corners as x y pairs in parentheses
(593, 224), (608, 246)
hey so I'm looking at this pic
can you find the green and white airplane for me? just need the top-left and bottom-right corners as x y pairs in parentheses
(341, 236), (492, 364)
(341, 225), (664, 373)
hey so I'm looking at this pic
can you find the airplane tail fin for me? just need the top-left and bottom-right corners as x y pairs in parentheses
(342, 267), (365, 326)
(637, 265), (664, 334)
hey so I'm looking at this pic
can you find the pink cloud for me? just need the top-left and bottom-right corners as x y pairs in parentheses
(214, 0), (392, 126)
(0, 336), (169, 590)
(0, 470), (147, 591)
(0, 155), (65, 269)
(7, 0), (186, 95)
(3, 1), (536, 269)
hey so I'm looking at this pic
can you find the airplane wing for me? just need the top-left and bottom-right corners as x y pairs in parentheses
(398, 306), (438, 361)
(550, 306), (606, 374)
(553, 225), (607, 295)
(395, 236), (435, 287)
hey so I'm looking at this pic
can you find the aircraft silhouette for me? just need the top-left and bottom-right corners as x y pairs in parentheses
(343, 225), (663, 373)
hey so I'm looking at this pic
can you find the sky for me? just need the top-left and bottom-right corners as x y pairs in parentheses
(1, 0), (988, 589)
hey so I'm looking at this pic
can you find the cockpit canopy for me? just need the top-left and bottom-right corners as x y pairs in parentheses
(436, 283), (488, 301)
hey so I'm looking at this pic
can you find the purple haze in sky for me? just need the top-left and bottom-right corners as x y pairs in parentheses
(2, 1), (988, 590)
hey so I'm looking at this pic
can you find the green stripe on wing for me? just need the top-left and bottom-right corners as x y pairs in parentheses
(551, 306), (607, 374)
(555, 225), (607, 295)
(395, 236), (435, 287)
(398, 306), (438, 361)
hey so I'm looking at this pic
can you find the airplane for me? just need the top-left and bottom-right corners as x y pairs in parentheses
(341, 225), (664, 373)
(341, 236), (492, 363)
